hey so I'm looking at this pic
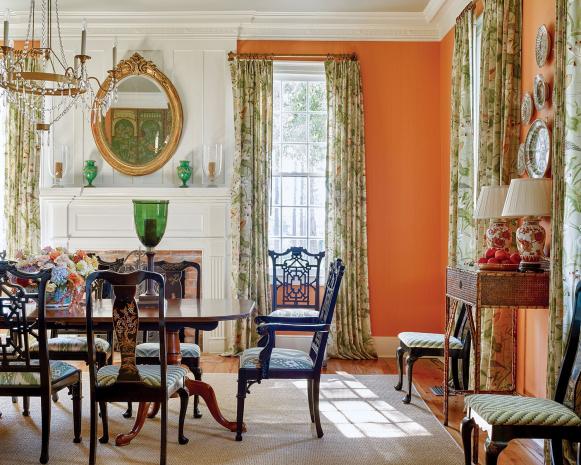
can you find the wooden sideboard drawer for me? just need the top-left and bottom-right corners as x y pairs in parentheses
(446, 267), (477, 305)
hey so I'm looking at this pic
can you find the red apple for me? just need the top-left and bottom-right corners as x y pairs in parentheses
(485, 248), (497, 259)
(487, 258), (500, 264)
(477, 257), (488, 264)
(509, 253), (521, 264)
(495, 250), (509, 261)
(501, 259), (511, 264)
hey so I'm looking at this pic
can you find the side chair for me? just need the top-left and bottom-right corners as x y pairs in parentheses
(85, 270), (190, 465)
(395, 301), (472, 404)
(461, 281), (581, 465)
(129, 260), (202, 419)
(0, 264), (82, 464)
(266, 247), (325, 321)
(234, 258), (345, 441)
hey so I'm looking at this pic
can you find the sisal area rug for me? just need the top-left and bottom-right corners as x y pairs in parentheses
(0, 373), (462, 465)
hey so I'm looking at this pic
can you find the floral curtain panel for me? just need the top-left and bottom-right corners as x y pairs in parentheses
(324, 59), (376, 359)
(5, 58), (41, 258)
(228, 58), (273, 354)
(476, 0), (522, 391)
(448, 5), (475, 267)
(547, 0), (581, 462)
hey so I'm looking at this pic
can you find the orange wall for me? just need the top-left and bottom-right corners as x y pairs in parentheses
(238, 40), (448, 338)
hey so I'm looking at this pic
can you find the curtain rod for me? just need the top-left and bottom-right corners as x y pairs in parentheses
(227, 51), (357, 62)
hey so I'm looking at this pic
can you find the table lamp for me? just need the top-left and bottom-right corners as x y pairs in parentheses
(501, 178), (552, 272)
(132, 200), (169, 303)
(474, 185), (511, 251)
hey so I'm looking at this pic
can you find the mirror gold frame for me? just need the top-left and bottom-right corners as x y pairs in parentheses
(91, 53), (183, 176)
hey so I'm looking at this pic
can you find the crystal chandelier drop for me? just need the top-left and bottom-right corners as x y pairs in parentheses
(0, 0), (118, 133)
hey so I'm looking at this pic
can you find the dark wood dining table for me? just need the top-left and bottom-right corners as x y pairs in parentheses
(37, 298), (256, 446)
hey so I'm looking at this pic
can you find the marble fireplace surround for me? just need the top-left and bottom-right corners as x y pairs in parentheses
(40, 186), (231, 353)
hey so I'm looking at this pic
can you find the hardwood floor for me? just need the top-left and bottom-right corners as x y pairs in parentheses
(200, 355), (545, 465)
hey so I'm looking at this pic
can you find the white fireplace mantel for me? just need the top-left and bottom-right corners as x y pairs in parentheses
(40, 186), (232, 353)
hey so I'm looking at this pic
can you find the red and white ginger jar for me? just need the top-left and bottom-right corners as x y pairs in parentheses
(515, 219), (545, 264)
(486, 220), (511, 251)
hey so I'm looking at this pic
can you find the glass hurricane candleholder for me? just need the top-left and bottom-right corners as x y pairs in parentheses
(132, 200), (169, 303)
(202, 143), (223, 187)
(48, 145), (70, 187)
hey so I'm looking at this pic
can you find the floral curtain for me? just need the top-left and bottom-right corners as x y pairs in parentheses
(5, 58), (41, 258)
(448, 5), (475, 267)
(476, 0), (522, 391)
(546, 0), (581, 462)
(324, 59), (376, 359)
(228, 58), (273, 353)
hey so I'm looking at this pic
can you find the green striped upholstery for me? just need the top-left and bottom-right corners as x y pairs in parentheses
(466, 394), (581, 427)
(270, 309), (319, 318)
(398, 332), (463, 350)
(240, 347), (314, 370)
(30, 336), (111, 355)
(136, 342), (200, 359)
(97, 365), (187, 391)
(0, 360), (78, 387)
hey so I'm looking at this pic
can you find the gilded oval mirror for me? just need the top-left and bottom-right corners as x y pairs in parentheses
(91, 53), (183, 176)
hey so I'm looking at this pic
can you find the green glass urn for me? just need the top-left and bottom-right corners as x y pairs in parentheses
(177, 160), (192, 188)
(83, 160), (98, 187)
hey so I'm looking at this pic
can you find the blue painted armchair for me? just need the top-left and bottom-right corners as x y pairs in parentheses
(235, 258), (345, 441)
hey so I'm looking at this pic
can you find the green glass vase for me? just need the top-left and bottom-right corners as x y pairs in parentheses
(83, 160), (97, 187)
(132, 200), (169, 250)
(177, 160), (192, 188)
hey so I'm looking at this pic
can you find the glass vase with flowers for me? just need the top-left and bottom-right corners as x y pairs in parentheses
(15, 247), (99, 308)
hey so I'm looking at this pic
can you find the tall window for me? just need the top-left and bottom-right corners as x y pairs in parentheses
(269, 63), (327, 259)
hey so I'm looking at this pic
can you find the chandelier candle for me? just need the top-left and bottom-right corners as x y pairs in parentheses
(3, 9), (8, 45)
(81, 19), (87, 55)
(113, 37), (118, 68)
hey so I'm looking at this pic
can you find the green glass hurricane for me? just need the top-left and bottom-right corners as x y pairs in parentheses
(132, 200), (169, 249)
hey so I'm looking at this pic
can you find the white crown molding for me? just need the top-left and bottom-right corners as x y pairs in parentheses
(6, 1), (471, 42)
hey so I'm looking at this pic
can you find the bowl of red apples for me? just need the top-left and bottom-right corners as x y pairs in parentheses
(477, 248), (520, 271)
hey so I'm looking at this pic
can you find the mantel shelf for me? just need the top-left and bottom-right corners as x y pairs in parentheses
(40, 186), (231, 200)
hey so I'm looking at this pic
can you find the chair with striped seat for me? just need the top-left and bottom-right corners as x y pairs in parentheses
(84, 270), (190, 465)
(234, 258), (345, 441)
(0, 264), (82, 464)
(395, 302), (471, 403)
(461, 281), (581, 465)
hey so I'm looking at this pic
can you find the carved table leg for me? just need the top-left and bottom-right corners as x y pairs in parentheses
(116, 402), (151, 446)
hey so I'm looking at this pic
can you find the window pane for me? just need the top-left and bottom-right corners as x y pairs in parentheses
(269, 238), (281, 253)
(309, 143), (326, 174)
(309, 81), (326, 112)
(308, 113), (327, 143)
(272, 144), (281, 175)
(281, 144), (307, 173)
(268, 206), (281, 237)
(273, 113), (281, 143)
(309, 208), (325, 237)
(282, 207), (307, 237)
(282, 238), (308, 250)
(282, 113), (307, 142)
(282, 177), (307, 206)
(308, 239), (325, 254)
(271, 176), (281, 206)
(273, 80), (282, 113)
(309, 178), (325, 206)
(282, 81), (307, 111)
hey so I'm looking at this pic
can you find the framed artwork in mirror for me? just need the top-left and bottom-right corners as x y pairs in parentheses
(91, 53), (183, 176)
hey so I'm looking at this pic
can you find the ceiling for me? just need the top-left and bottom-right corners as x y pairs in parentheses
(4, 0), (431, 14)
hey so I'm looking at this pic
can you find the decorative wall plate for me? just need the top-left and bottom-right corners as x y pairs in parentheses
(535, 24), (551, 67)
(524, 119), (551, 178)
(521, 93), (533, 124)
(533, 74), (549, 111)
(517, 143), (526, 176)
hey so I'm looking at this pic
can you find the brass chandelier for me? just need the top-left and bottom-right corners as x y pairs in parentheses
(0, 0), (118, 132)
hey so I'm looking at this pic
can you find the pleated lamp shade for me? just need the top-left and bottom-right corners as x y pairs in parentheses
(502, 178), (552, 218)
(474, 185), (509, 219)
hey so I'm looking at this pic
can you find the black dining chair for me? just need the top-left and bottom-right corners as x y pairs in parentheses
(461, 281), (581, 465)
(234, 258), (345, 441)
(0, 263), (82, 464)
(84, 270), (190, 465)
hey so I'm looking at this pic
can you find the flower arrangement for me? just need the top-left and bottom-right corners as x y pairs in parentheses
(15, 247), (99, 307)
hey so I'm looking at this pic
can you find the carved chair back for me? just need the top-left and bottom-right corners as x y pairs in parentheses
(269, 247), (325, 311)
(95, 256), (125, 299)
(85, 271), (166, 392)
(154, 260), (201, 299)
(309, 258), (345, 370)
(0, 263), (51, 390)
(554, 281), (581, 415)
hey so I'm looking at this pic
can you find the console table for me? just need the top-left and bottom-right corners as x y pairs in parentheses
(443, 266), (549, 425)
